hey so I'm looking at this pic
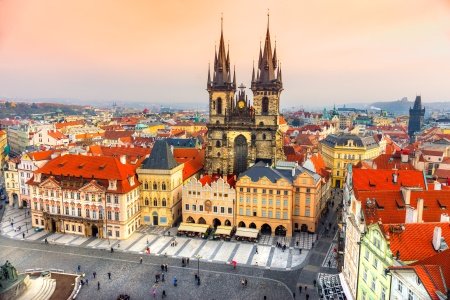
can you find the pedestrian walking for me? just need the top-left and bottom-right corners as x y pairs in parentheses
(187, 258), (190, 265)
(78, 265), (81, 272)
(173, 278), (177, 286)
(296, 241), (299, 247)
(86, 278), (89, 285)
(242, 278), (245, 287)
(165, 264), (168, 272)
(45, 238), (48, 244)
(299, 285), (302, 293)
(299, 248), (302, 254)
(140, 257), (143, 264)
(82, 272), (85, 278)
(152, 289), (156, 297)
(328, 260), (331, 268)
(244, 279), (248, 287)
(313, 279), (316, 287)
(8, 217), (10, 222)
(22, 232), (25, 239)
(255, 246), (259, 254)
(293, 292), (296, 298)
(97, 281), (100, 290)
(93, 271), (96, 278)
(162, 290), (166, 298)
(306, 294), (309, 300)
(10, 222), (13, 227)
(108, 272), (111, 279)
(162, 273), (165, 281)
(304, 285), (307, 292)
(161, 264), (164, 271)
(110, 247), (114, 253)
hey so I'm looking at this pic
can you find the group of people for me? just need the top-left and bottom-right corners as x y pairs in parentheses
(241, 278), (248, 287)
(117, 294), (130, 300)
(170, 240), (178, 247)
(276, 242), (287, 251)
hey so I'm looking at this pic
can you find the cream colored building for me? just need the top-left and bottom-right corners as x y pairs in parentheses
(235, 161), (325, 237)
(0, 130), (7, 167)
(4, 159), (20, 206)
(27, 154), (141, 240)
(182, 175), (236, 227)
(137, 140), (183, 226)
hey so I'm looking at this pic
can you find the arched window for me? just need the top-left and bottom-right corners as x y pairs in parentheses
(262, 97), (269, 113)
(162, 199), (167, 206)
(259, 121), (264, 126)
(216, 141), (221, 147)
(216, 120), (220, 125)
(144, 181), (148, 189)
(262, 134), (266, 140)
(217, 152), (221, 157)
(344, 154), (347, 159)
(217, 98), (222, 114)
(153, 198), (158, 206)
(162, 182), (166, 190)
(145, 198), (149, 206)
(153, 182), (157, 190)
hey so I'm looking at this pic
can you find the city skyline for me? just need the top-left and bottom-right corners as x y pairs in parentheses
(1, 0), (450, 107)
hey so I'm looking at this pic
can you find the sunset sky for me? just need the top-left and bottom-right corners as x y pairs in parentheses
(1, 0), (450, 108)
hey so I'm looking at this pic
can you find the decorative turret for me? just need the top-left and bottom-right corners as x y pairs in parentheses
(408, 95), (426, 142)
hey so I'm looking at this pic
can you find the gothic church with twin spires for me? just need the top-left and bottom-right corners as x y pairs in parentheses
(205, 16), (285, 176)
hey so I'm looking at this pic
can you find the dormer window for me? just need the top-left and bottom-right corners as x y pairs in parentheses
(109, 179), (117, 190)
(129, 176), (135, 186)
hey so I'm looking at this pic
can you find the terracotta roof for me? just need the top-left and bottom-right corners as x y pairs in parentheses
(371, 153), (415, 170)
(411, 249), (450, 291)
(55, 121), (84, 129)
(434, 169), (450, 181)
(28, 150), (63, 161)
(352, 169), (426, 191)
(390, 264), (446, 300)
(47, 130), (68, 140)
(199, 174), (236, 188)
(357, 189), (450, 225)
(28, 154), (139, 193)
(422, 150), (444, 157)
(278, 116), (287, 125)
(103, 130), (134, 141)
(383, 222), (450, 262)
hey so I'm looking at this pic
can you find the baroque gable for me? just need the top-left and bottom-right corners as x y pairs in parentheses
(79, 181), (104, 193)
(39, 177), (61, 189)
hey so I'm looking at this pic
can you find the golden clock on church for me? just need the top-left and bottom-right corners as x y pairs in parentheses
(238, 100), (245, 108)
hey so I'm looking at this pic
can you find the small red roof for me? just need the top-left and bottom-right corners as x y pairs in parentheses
(353, 169), (426, 191)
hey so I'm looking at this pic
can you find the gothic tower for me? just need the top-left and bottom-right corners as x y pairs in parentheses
(205, 15), (285, 176)
(408, 95), (425, 142)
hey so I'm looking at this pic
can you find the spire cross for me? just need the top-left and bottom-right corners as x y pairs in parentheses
(221, 13), (223, 33)
(267, 9), (270, 29)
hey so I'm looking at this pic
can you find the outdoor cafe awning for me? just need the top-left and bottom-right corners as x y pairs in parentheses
(178, 222), (210, 233)
(235, 227), (259, 238)
(215, 225), (233, 235)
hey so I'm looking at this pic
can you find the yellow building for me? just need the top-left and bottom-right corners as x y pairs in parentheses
(170, 122), (207, 135)
(0, 130), (7, 167)
(182, 175), (236, 227)
(235, 161), (325, 237)
(137, 140), (183, 226)
(141, 122), (165, 135)
(320, 134), (381, 188)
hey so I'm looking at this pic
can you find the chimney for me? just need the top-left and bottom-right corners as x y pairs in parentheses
(417, 198), (424, 223)
(434, 181), (442, 191)
(392, 173), (398, 184)
(401, 187), (411, 206)
(405, 207), (417, 224)
(120, 155), (126, 164)
(401, 149), (409, 163)
(292, 167), (295, 177)
(432, 227), (442, 251)
(441, 213), (450, 222)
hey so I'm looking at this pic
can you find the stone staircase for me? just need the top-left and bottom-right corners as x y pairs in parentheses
(17, 275), (56, 300)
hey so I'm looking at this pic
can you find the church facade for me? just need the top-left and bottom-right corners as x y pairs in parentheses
(205, 16), (285, 176)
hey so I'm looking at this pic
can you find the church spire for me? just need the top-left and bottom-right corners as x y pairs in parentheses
(207, 63), (211, 89)
(257, 10), (277, 84)
(212, 14), (231, 87)
(252, 60), (255, 82)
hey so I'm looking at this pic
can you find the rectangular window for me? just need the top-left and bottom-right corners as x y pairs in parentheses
(227, 207), (232, 214)
(276, 211), (280, 219)
(246, 197), (250, 203)
(262, 198), (266, 205)
(362, 292), (366, 300)
(276, 190), (281, 195)
(373, 258), (378, 269)
(246, 188), (250, 192)
(107, 195), (111, 203)
(294, 208), (299, 215)
(71, 207), (75, 216)
(365, 250), (369, 260)
(295, 197), (299, 204)
(268, 211), (273, 218)
(192, 204), (196, 211)
(199, 205), (204, 212)
(253, 198), (257, 204)
(262, 210), (266, 217)
(398, 280), (403, 292)
(283, 200), (288, 206)
(114, 195), (119, 204)
(107, 211), (112, 220)
(185, 204), (190, 211)
(305, 209), (310, 217)
(371, 277), (376, 291)
(246, 209), (250, 216)
(92, 211), (97, 219)
(220, 207), (225, 214)
(408, 289), (414, 300)
(239, 196), (243, 203)
(381, 288), (386, 300)
(295, 187), (300, 192)
(239, 188), (243, 192)
(253, 188), (257, 193)
(269, 190), (273, 194)
(239, 208), (243, 215)
(77, 208), (81, 217)
(72, 225), (76, 231)
(57, 206), (60, 214)
(283, 212), (288, 219)
(115, 212), (119, 221)
(262, 189), (266, 194)
(283, 191), (288, 196)
(65, 224), (69, 230)
(269, 199), (273, 205)
(116, 231), (120, 238)
(363, 268), (368, 282)
(78, 226), (82, 232)
(306, 198), (310, 205)
(213, 206), (218, 213)
(86, 209), (90, 218)
(276, 199), (280, 206)
(65, 207), (69, 215)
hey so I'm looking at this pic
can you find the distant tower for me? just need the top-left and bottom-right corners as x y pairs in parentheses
(408, 95), (425, 142)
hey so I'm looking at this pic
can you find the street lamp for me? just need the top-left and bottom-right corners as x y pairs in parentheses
(195, 254), (202, 277)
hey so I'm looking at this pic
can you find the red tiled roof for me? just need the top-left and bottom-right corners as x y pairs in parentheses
(104, 130), (134, 140)
(47, 130), (68, 140)
(422, 150), (444, 157)
(371, 153), (415, 170)
(28, 150), (63, 161)
(198, 174), (236, 188)
(411, 249), (450, 291)
(279, 116), (287, 125)
(390, 264), (446, 300)
(383, 222), (450, 262)
(55, 121), (84, 129)
(28, 154), (139, 193)
(352, 169), (426, 191)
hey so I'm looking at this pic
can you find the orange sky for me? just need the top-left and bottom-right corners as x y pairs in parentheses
(1, 0), (450, 108)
